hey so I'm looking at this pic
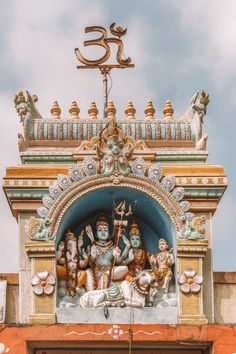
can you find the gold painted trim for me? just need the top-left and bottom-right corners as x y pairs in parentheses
(25, 241), (55, 257)
(4, 164), (226, 178)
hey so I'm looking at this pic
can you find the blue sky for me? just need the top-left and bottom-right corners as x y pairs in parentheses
(0, 0), (235, 271)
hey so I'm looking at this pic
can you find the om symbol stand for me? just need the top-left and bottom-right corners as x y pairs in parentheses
(75, 23), (134, 117)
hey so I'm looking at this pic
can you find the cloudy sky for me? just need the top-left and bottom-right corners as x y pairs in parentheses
(0, 0), (235, 272)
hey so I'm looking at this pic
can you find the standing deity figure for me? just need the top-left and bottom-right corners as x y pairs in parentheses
(85, 215), (130, 291)
(149, 238), (174, 293)
(56, 230), (88, 296)
(124, 221), (147, 281)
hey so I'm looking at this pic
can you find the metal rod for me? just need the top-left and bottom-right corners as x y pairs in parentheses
(100, 67), (111, 118)
(103, 69), (108, 118)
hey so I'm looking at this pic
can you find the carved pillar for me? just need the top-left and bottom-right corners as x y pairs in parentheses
(25, 241), (56, 324)
(177, 239), (208, 325)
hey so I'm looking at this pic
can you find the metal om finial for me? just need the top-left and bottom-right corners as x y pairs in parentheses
(75, 23), (135, 117)
(75, 23), (134, 68)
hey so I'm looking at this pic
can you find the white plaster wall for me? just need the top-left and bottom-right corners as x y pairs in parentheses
(214, 282), (236, 324)
(200, 212), (214, 323)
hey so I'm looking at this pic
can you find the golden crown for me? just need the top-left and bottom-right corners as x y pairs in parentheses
(65, 230), (77, 242)
(129, 220), (141, 237)
(96, 214), (109, 227)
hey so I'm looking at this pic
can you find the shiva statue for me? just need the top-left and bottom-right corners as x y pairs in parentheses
(149, 238), (175, 293)
(124, 220), (147, 281)
(84, 214), (130, 291)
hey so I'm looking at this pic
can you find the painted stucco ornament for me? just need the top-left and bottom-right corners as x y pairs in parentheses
(183, 90), (209, 148)
(107, 325), (124, 339)
(132, 157), (146, 176)
(25, 216), (51, 241)
(31, 271), (56, 296)
(97, 117), (133, 176)
(180, 214), (206, 240)
(178, 269), (203, 294)
(148, 163), (163, 182)
(14, 90), (42, 141)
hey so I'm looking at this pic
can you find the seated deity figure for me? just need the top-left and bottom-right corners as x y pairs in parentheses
(56, 230), (88, 296)
(124, 221), (147, 281)
(149, 238), (174, 293)
(85, 214), (130, 291)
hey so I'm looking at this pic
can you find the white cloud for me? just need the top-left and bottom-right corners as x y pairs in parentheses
(176, 0), (236, 86)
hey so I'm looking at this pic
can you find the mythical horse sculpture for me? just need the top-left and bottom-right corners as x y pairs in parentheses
(14, 90), (42, 142)
(180, 215), (206, 240)
(183, 91), (209, 148)
(25, 216), (51, 241)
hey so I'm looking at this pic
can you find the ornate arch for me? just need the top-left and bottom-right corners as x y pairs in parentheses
(47, 174), (185, 240)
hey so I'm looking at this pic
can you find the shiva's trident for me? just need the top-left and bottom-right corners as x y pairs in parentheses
(75, 23), (134, 118)
(108, 200), (132, 287)
(114, 200), (132, 247)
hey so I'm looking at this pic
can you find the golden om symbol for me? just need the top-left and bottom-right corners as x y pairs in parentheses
(75, 23), (132, 66)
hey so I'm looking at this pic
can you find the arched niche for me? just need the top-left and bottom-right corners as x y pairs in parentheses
(55, 186), (176, 255)
(52, 176), (182, 322)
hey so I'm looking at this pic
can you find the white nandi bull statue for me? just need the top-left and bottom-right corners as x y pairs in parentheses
(80, 270), (156, 308)
(183, 91), (209, 150)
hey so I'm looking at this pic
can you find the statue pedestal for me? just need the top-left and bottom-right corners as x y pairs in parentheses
(28, 313), (56, 325)
(177, 239), (208, 325)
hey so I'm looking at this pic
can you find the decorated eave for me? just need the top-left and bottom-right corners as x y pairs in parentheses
(14, 90), (210, 164)
(2, 89), (227, 218)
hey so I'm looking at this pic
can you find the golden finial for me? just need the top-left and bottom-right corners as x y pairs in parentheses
(51, 101), (61, 119)
(88, 102), (98, 119)
(163, 100), (174, 118)
(125, 101), (136, 120)
(144, 100), (155, 119)
(69, 101), (80, 119)
(106, 101), (116, 118)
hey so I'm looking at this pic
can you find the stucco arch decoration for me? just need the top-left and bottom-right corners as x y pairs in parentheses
(30, 158), (192, 242)
(50, 174), (185, 240)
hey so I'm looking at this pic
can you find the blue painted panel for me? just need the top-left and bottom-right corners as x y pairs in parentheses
(34, 122), (38, 140)
(53, 124), (58, 139)
(141, 123), (145, 139)
(180, 123), (186, 140)
(43, 123), (48, 139)
(72, 123), (77, 139)
(151, 123), (156, 139)
(56, 187), (175, 256)
(170, 123), (175, 140)
(63, 123), (68, 140)
(160, 124), (166, 140)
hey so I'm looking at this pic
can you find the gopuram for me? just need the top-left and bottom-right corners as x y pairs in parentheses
(1, 23), (236, 354)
